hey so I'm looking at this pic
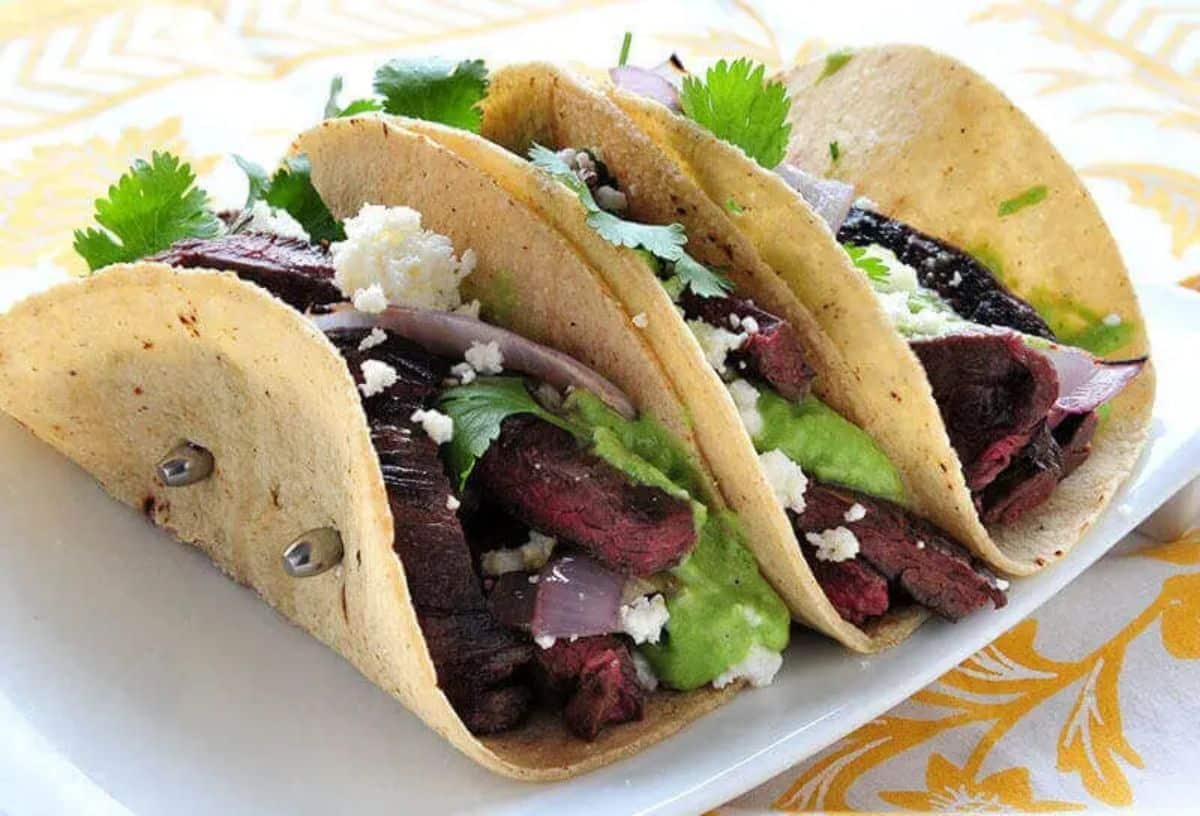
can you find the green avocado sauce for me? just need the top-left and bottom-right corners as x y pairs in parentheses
(1025, 287), (1136, 356)
(753, 389), (907, 504)
(562, 391), (790, 689)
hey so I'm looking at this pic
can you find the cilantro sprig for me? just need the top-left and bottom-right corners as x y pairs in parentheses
(323, 74), (383, 118)
(234, 153), (344, 242)
(679, 58), (792, 169)
(437, 377), (577, 487)
(373, 57), (489, 132)
(73, 152), (222, 271)
(843, 244), (890, 284)
(527, 144), (731, 297)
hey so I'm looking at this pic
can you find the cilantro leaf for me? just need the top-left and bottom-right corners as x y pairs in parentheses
(725, 197), (744, 214)
(679, 58), (792, 169)
(437, 377), (576, 488)
(233, 154), (270, 208)
(586, 210), (687, 257)
(373, 57), (488, 132)
(673, 251), (733, 297)
(526, 142), (730, 296)
(998, 184), (1048, 217)
(527, 143), (599, 209)
(828, 140), (840, 163)
(337, 98), (384, 117)
(818, 49), (854, 82)
(73, 151), (221, 272)
(237, 153), (344, 242)
(843, 244), (890, 284)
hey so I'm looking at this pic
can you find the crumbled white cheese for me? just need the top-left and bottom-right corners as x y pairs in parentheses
(727, 378), (763, 438)
(357, 326), (387, 351)
(594, 185), (628, 213)
(916, 540), (926, 550)
(410, 408), (454, 444)
(332, 203), (475, 312)
(858, 243), (969, 339)
(1103, 312), (1122, 327)
(455, 299), (482, 318)
(352, 283), (389, 314)
(632, 312), (649, 328)
(620, 594), (670, 645)
(358, 359), (398, 397)
(805, 527), (860, 562)
(844, 502), (867, 523)
(995, 578), (1010, 591)
(712, 644), (783, 689)
(464, 340), (504, 374)
(445, 495), (461, 511)
(449, 361), (476, 385)
(534, 382), (564, 411)
(949, 270), (963, 287)
(534, 635), (557, 650)
(631, 649), (659, 691)
(480, 531), (557, 576)
(687, 319), (747, 374)
(242, 200), (310, 240)
(759, 449), (808, 514)
(740, 316), (760, 335)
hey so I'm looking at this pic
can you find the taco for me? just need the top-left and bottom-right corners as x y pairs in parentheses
(583, 43), (1150, 577)
(360, 59), (1012, 653)
(0, 119), (794, 779)
(775, 45), (1152, 572)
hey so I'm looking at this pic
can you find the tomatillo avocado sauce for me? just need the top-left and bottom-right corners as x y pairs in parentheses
(502, 386), (791, 691)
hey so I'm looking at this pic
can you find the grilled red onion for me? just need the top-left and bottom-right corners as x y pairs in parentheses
(1041, 342), (1147, 426)
(609, 65), (681, 111)
(313, 304), (636, 418)
(775, 163), (856, 234)
(530, 555), (624, 640)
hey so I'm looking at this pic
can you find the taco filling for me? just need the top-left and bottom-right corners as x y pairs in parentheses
(831, 203), (1146, 525)
(135, 175), (789, 739)
(610, 51), (1146, 530)
(537, 146), (1007, 626)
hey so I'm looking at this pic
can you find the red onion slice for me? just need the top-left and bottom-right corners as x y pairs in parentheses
(1041, 342), (1147, 426)
(313, 304), (636, 419)
(610, 65), (681, 111)
(775, 163), (856, 234)
(530, 555), (624, 640)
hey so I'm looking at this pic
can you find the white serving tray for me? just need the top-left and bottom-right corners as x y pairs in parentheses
(1, 283), (1197, 816)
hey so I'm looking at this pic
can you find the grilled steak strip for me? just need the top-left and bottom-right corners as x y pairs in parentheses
(679, 289), (814, 400)
(474, 415), (697, 577)
(975, 423), (1064, 526)
(801, 549), (891, 625)
(794, 483), (1007, 622)
(150, 233), (343, 312)
(1055, 410), (1099, 478)
(535, 635), (646, 740)
(837, 207), (1053, 339)
(911, 332), (1059, 492)
(328, 329), (534, 734)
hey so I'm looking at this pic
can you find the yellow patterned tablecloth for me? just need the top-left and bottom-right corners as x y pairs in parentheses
(2, 1), (1198, 811)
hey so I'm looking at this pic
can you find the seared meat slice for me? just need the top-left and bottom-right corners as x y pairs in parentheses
(1056, 410), (1099, 478)
(837, 207), (1053, 339)
(911, 332), (1059, 491)
(328, 329), (534, 734)
(801, 549), (891, 625)
(150, 232), (342, 312)
(794, 483), (1007, 622)
(976, 423), (1064, 526)
(680, 289), (814, 400)
(474, 415), (696, 577)
(535, 635), (645, 740)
